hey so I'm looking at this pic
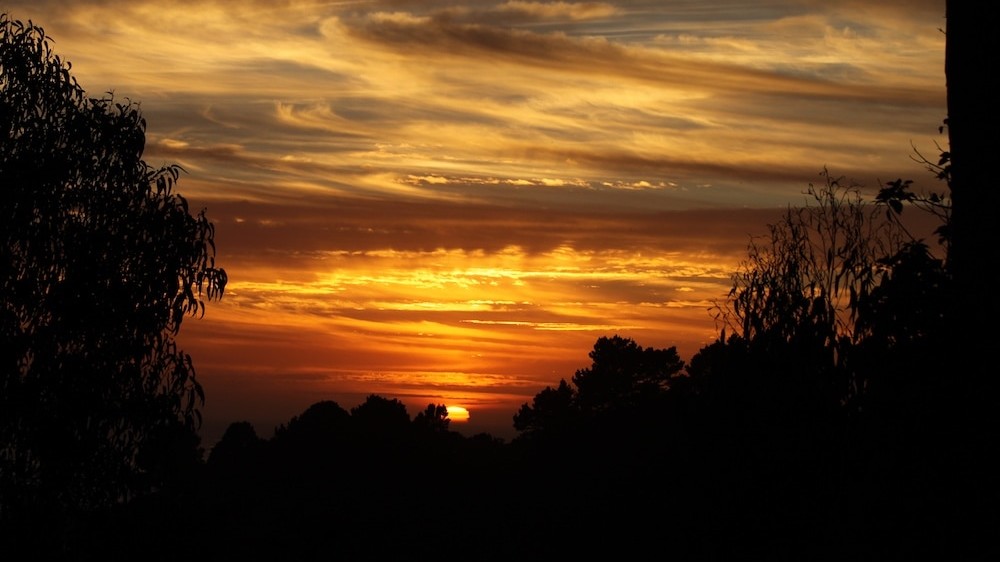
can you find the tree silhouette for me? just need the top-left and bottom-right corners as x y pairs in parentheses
(724, 173), (891, 344)
(711, 166), (953, 408)
(572, 334), (684, 414)
(208, 421), (264, 470)
(269, 400), (351, 474)
(350, 394), (411, 437)
(349, 394), (414, 470)
(513, 378), (576, 437)
(412, 403), (450, 434)
(513, 335), (684, 439)
(0, 15), (226, 523)
(273, 400), (351, 444)
(710, 169), (954, 415)
(687, 162), (960, 557)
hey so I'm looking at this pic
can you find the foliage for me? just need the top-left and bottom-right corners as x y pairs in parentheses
(712, 157), (954, 400)
(272, 401), (350, 444)
(0, 15), (226, 517)
(412, 403), (450, 433)
(721, 170), (896, 352)
(513, 335), (684, 437)
(678, 159), (958, 557)
(876, 136), (952, 251)
(350, 394), (411, 436)
(513, 378), (576, 436)
(207, 421), (264, 469)
(572, 334), (684, 413)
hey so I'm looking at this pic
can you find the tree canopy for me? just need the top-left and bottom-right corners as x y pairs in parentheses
(513, 335), (684, 438)
(1, 14), (226, 519)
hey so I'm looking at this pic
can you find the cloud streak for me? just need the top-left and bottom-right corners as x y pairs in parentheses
(345, 9), (938, 107)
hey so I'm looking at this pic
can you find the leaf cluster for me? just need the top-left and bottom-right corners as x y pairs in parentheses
(712, 160), (951, 412)
(721, 170), (893, 356)
(513, 335), (684, 437)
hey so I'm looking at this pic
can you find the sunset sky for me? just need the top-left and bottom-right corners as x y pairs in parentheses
(5, 0), (947, 442)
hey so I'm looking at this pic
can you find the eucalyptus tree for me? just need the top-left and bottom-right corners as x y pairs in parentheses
(1, 14), (226, 520)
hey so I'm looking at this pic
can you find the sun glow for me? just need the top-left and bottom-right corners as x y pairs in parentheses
(446, 406), (471, 423)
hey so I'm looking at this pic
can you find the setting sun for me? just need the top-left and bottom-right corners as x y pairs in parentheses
(446, 406), (471, 423)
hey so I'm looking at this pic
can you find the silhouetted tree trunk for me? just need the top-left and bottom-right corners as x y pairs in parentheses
(944, 2), (998, 552)
(946, 5), (1000, 287)
(944, 8), (998, 396)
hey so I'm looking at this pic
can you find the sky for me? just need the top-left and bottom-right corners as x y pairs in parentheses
(4, 0), (947, 442)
